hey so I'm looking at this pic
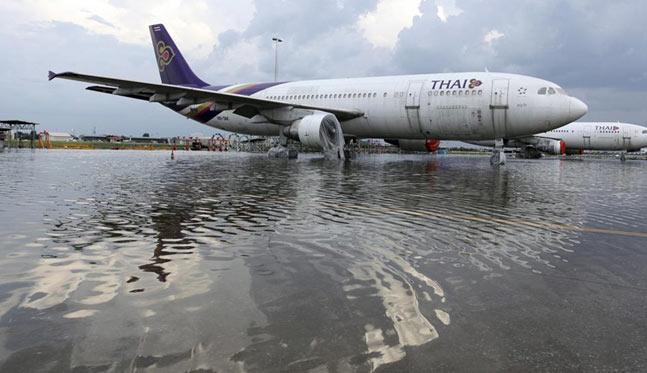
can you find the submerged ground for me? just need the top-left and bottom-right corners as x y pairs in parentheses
(0, 150), (646, 372)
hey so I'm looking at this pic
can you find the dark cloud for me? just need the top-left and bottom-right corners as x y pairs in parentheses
(395, 0), (647, 90)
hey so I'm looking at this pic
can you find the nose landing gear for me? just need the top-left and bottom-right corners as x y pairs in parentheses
(490, 138), (506, 166)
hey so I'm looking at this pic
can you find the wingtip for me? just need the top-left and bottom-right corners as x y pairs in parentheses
(48, 71), (57, 81)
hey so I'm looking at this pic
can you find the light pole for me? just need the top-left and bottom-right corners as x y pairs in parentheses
(272, 37), (283, 82)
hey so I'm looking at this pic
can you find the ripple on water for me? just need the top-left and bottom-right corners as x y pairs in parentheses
(1, 151), (646, 371)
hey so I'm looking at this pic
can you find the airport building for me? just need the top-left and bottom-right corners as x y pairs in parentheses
(47, 132), (74, 142)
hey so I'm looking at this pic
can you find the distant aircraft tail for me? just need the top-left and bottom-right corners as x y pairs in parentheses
(149, 24), (208, 87)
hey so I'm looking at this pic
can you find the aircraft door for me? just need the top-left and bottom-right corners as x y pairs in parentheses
(490, 79), (510, 139)
(582, 126), (592, 148)
(406, 81), (425, 135)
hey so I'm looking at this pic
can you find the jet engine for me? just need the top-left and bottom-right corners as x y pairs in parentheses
(534, 138), (566, 155)
(284, 112), (345, 159)
(385, 139), (441, 152)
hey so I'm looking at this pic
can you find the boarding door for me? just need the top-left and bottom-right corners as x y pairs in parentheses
(582, 126), (592, 148)
(622, 126), (632, 150)
(406, 81), (425, 134)
(490, 79), (510, 139)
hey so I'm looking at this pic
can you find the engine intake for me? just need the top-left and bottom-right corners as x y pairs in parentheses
(284, 112), (345, 159)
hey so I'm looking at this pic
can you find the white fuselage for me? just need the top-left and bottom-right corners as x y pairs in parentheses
(192, 72), (587, 141)
(537, 122), (647, 151)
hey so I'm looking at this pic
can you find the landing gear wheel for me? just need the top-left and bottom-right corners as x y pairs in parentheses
(490, 150), (507, 166)
(490, 138), (506, 166)
(620, 153), (626, 162)
(268, 132), (299, 159)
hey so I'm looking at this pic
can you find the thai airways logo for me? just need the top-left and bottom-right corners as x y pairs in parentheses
(430, 78), (483, 90)
(468, 79), (482, 89)
(596, 125), (620, 132)
(156, 41), (175, 72)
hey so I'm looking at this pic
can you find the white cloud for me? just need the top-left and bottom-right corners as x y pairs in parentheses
(357, 0), (422, 49)
(436, 0), (463, 22)
(0, 0), (255, 59)
(483, 29), (505, 45)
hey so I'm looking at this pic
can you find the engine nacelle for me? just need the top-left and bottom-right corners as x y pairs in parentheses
(283, 112), (345, 159)
(534, 138), (566, 155)
(385, 139), (441, 152)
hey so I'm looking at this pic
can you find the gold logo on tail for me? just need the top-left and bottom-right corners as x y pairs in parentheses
(156, 41), (175, 72)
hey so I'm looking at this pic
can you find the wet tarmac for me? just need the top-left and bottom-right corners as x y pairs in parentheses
(1, 150), (646, 372)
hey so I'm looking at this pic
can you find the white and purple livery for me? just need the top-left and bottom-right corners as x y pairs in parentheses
(49, 24), (588, 163)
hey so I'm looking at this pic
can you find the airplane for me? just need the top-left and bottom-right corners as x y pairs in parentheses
(388, 122), (647, 161)
(48, 23), (588, 164)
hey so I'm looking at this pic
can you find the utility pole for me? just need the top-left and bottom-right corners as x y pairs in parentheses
(272, 37), (283, 82)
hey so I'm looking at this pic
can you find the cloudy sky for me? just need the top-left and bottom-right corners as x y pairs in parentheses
(1, 0), (646, 136)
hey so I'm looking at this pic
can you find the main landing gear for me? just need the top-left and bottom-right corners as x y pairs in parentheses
(268, 131), (298, 159)
(490, 138), (506, 166)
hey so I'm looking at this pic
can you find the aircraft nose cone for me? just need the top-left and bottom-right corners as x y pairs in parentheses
(569, 97), (588, 121)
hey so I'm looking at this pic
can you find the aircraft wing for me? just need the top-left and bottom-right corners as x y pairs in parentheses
(48, 71), (364, 122)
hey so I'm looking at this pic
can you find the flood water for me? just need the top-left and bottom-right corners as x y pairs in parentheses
(1, 150), (647, 372)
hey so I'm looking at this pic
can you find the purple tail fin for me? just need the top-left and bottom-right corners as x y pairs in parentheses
(149, 24), (208, 87)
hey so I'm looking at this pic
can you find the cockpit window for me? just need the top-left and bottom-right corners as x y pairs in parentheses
(538, 87), (547, 95)
(547, 87), (556, 95)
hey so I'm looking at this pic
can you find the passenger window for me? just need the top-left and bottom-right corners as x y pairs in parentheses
(352, 93), (356, 98)
(538, 87), (547, 95)
(440, 91), (445, 96)
(643, 130), (647, 134)
(547, 87), (556, 95)
(458, 91), (463, 96)
(383, 92), (387, 97)
(478, 90), (483, 95)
